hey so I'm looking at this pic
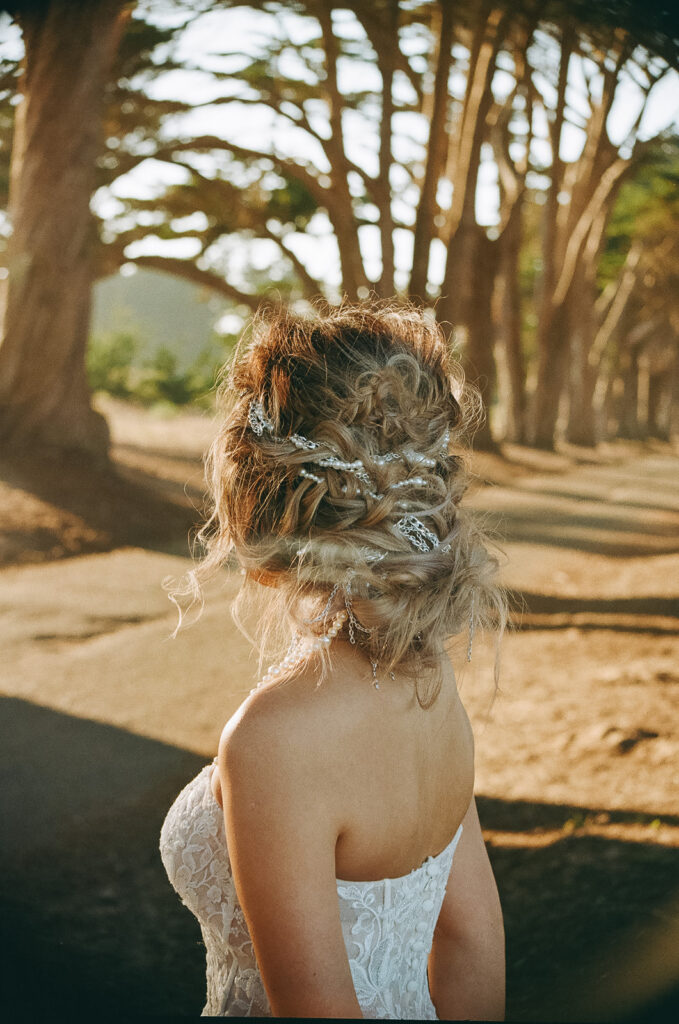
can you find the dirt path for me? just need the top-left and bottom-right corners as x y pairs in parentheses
(1, 402), (678, 1020)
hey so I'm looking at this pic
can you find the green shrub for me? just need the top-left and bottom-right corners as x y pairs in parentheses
(87, 330), (138, 398)
(88, 330), (224, 409)
(137, 346), (219, 408)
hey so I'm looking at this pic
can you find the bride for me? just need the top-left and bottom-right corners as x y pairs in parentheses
(160, 303), (506, 1019)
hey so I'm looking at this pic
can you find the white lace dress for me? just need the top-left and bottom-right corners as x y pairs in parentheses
(160, 763), (462, 1018)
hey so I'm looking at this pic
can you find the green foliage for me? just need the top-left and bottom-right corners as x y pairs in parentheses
(87, 329), (227, 409)
(87, 330), (138, 399)
(269, 175), (318, 229)
(602, 137), (679, 287)
(136, 345), (219, 408)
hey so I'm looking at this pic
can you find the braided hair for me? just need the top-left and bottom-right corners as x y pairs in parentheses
(177, 301), (505, 706)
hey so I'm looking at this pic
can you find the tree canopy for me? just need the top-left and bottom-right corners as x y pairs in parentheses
(0, 0), (677, 454)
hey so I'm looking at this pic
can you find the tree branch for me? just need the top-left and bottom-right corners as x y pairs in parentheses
(155, 137), (332, 209)
(261, 224), (326, 298)
(126, 255), (262, 309)
(553, 155), (630, 306)
(312, 0), (368, 296)
(591, 240), (642, 368)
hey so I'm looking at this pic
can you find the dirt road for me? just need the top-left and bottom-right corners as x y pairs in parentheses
(1, 401), (678, 1020)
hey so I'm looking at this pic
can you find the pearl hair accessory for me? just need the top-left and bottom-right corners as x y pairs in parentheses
(299, 467), (323, 484)
(251, 609), (348, 692)
(340, 476), (428, 502)
(313, 454), (374, 488)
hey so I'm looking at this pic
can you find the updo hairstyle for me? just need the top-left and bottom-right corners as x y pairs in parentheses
(186, 302), (505, 706)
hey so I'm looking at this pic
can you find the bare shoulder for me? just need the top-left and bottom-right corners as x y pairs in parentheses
(216, 658), (356, 795)
(212, 661), (359, 873)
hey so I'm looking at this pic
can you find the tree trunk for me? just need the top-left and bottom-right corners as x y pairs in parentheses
(669, 347), (679, 442)
(317, 0), (368, 300)
(409, 0), (454, 300)
(565, 261), (599, 446)
(458, 225), (499, 451)
(0, 0), (125, 456)
(529, 24), (573, 450)
(617, 347), (642, 439)
(375, 0), (397, 298)
(647, 370), (669, 441)
(567, 335), (599, 446)
(531, 300), (571, 448)
(602, 371), (621, 440)
(496, 202), (526, 443)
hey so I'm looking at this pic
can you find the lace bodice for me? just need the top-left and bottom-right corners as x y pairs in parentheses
(159, 764), (462, 1018)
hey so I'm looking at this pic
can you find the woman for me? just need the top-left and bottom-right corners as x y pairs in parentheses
(160, 303), (506, 1019)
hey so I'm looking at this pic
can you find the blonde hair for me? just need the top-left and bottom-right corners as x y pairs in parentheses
(176, 301), (505, 706)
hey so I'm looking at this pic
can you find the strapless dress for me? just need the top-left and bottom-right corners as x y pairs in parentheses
(160, 763), (462, 1018)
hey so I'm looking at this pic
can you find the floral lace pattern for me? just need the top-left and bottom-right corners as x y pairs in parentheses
(159, 765), (462, 1018)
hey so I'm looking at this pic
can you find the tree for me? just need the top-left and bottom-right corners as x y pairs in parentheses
(528, 24), (672, 447)
(0, 0), (223, 456)
(0, 0), (676, 460)
(113, 0), (516, 447)
(599, 137), (679, 440)
(0, 0), (128, 456)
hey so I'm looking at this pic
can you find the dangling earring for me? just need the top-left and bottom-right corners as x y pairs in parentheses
(467, 596), (475, 663)
(345, 573), (386, 690)
(344, 573), (371, 646)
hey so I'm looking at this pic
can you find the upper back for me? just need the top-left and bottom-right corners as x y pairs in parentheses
(327, 643), (474, 881)
(218, 641), (474, 883)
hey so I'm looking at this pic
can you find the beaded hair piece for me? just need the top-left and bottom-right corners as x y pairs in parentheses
(247, 397), (450, 554)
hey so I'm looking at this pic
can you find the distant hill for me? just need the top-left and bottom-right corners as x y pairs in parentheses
(92, 268), (235, 369)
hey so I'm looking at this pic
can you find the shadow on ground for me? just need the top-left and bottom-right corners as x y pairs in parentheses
(477, 797), (679, 1021)
(0, 448), (200, 567)
(477, 505), (679, 557)
(2, 697), (677, 1021)
(508, 591), (679, 634)
(1, 696), (205, 1017)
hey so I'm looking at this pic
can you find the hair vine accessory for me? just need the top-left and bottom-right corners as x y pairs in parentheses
(370, 657), (396, 690)
(247, 398), (452, 556)
(302, 577), (382, 691)
(304, 582), (341, 625)
(289, 433), (320, 452)
(248, 399), (274, 435)
(395, 514), (450, 554)
(344, 574), (373, 645)
(467, 595), (475, 662)
(362, 547), (386, 564)
(247, 398), (448, 477)
(292, 576), (399, 692)
(344, 574), (384, 691)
